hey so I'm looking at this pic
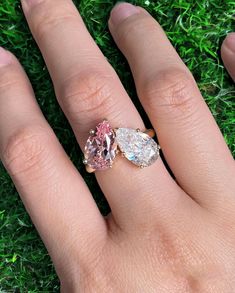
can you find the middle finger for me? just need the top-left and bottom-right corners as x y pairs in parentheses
(108, 4), (235, 210)
(21, 0), (186, 229)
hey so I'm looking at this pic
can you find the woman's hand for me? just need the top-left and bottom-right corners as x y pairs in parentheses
(0, 1), (234, 292)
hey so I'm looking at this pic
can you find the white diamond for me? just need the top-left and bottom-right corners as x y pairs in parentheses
(115, 128), (160, 167)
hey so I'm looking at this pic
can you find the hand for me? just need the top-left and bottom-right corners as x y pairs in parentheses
(0, 1), (234, 292)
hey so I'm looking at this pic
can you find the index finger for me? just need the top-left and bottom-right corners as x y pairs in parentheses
(0, 48), (106, 270)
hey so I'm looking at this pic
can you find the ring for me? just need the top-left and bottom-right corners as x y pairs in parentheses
(83, 120), (160, 173)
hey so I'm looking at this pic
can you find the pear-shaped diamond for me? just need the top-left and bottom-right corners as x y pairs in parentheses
(115, 128), (160, 167)
(84, 121), (117, 171)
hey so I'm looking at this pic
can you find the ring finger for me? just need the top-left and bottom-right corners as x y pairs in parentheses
(21, 0), (188, 229)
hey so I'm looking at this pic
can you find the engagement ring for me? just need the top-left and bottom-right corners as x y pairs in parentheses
(83, 120), (160, 173)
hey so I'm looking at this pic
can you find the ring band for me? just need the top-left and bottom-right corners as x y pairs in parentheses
(83, 120), (160, 173)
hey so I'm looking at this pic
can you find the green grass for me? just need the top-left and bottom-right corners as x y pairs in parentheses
(0, 0), (234, 291)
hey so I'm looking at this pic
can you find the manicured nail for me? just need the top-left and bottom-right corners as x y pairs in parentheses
(0, 47), (12, 67)
(224, 33), (235, 53)
(110, 2), (141, 26)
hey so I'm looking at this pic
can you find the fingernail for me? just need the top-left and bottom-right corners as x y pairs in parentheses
(224, 33), (235, 53)
(0, 47), (12, 67)
(110, 2), (141, 26)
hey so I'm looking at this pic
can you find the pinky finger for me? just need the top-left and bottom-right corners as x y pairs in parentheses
(221, 33), (235, 81)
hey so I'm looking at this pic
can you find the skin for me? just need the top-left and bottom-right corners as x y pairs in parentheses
(0, 1), (234, 292)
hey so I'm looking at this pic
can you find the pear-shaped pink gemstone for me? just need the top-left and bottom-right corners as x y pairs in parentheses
(84, 121), (117, 170)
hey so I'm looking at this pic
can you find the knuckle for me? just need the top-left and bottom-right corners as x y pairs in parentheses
(0, 64), (22, 93)
(59, 70), (118, 121)
(0, 75), (19, 93)
(36, 15), (77, 42)
(3, 126), (52, 177)
(116, 14), (157, 46)
(29, 3), (77, 42)
(142, 68), (199, 118)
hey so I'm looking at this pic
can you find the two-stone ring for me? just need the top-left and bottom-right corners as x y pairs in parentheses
(83, 120), (161, 173)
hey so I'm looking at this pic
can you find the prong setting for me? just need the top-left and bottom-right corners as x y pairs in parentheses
(83, 158), (88, 165)
(86, 165), (96, 173)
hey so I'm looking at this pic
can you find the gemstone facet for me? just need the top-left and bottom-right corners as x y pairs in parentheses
(115, 128), (160, 167)
(84, 121), (117, 171)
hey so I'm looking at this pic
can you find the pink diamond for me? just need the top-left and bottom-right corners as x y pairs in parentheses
(84, 121), (117, 171)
